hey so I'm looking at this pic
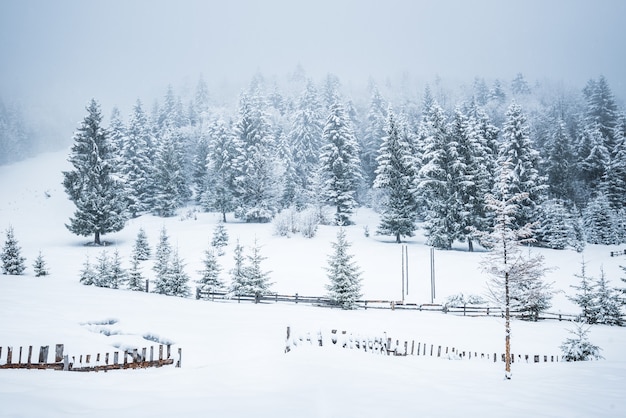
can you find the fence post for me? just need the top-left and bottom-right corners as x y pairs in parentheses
(295, 293), (299, 304)
(38, 346), (48, 363)
(55, 344), (64, 362)
(285, 326), (291, 353)
(7, 347), (13, 364)
(176, 348), (182, 368)
(145, 279), (149, 293)
(27, 346), (33, 366)
(63, 355), (69, 371)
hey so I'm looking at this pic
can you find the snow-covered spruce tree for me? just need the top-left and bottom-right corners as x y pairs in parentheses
(127, 250), (146, 292)
(62, 99), (128, 245)
(232, 92), (281, 223)
(211, 221), (229, 256)
(582, 193), (620, 245)
(161, 249), (191, 298)
(133, 227), (151, 261)
(497, 101), (546, 229)
(544, 118), (576, 201)
(578, 123), (610, 191)
(229, 239), (248, 296)
(560, 320), (603, 361)
(360, 85), (388, 188)
(288, 79), (325, 205)
(569, 258), (598, 324)
(79, 255), (97, 286)
(32, 251), (49, 277)
(201, 118), (239, 222)
(373, 108), (418, 243)
(448, 106), (495, 251)
(583, 76), (619, 148)
(325, 227), (362, 310)
(479, 168), (551, 379)
(152, 226), (172, 292)
(417, 102), (459, 249)
(535, 199), (579, 250)
(244, 238), (273, 303)
(603, 116), (626, 209)
(593, 267), (623, 326)
(107, 107), (126, 174)
(1, 226), (26, 275)
(108, 249), (128, 290)
(197, 247), (223, 296)
(122, 100), (154, 217)
(152, 124), (191, 217)
(94, 250), (111, 288)
(319, 102), (362, 225)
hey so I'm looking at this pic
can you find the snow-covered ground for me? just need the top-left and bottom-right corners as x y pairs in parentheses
(1, 150), (625, 417)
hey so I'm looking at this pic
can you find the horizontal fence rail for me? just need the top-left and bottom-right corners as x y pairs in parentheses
(0, 343), (181, 372)
(196, 288), (584, 322)
(285, 327), (563, 364)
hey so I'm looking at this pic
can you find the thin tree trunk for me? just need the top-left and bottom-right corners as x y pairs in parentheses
(94, 230), (101, 245)
(505, 271), (511, 379)
(468, 238), (474, 252)
(396, 232), (401, 244)
(222, 210), (226, 223)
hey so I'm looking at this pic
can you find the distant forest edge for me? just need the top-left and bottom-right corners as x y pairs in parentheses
(9, 71), (626, 248)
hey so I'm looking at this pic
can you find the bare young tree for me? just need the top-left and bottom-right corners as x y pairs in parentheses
(478, 167), (551, 379)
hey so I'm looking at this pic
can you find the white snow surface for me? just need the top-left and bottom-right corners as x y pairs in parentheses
(1, 150), (625, 417)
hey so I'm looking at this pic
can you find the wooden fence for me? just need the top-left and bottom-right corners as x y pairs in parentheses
(0, 343), (181, 372)
(196, 288), (580, 322)
(610, 249), (626, 257)
(285, 327), (561, 363)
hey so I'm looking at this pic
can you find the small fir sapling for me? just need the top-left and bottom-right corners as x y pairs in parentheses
(33, 251), (49, 277)
(79, 255), (97, 285)
(133, 227), (151, 260)
(325, 227), (362, 310)
(211, 221), (229, 255)
(1, 226), (26, 275)
(560, 320), (603, 361)
(568, 258), (597, 324)
(95, 250), (111, 287)
(108, 249), (128, 289)
(127, 250), (146, 292)
(592, 266), (623, 326)
(197, 246), (224, 295)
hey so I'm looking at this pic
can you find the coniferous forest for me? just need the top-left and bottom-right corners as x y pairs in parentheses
(60, 71), (626, 250)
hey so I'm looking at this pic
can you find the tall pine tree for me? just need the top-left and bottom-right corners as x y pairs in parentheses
(319, 102), (362, 225)
(373, 108), (418, 243)
(63, 99), (128, 244)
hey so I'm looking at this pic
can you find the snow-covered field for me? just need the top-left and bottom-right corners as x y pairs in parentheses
(1, 150), (626, 417)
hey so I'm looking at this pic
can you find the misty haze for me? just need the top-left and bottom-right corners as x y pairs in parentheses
(1, 1), (626, 417)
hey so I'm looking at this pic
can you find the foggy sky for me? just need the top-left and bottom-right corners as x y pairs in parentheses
(1, 0), (625, 130)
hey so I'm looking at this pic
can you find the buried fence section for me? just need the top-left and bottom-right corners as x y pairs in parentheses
(284, 327), (560, 364)
(0, 343), (181, 371)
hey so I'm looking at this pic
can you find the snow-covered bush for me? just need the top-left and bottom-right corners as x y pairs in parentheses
(560, 321), (603, 361)
(299, 208), (319, 238)
(272, 206), (319, 238)
(272, 209), (294, 237)
(443, 293), (486, 308)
